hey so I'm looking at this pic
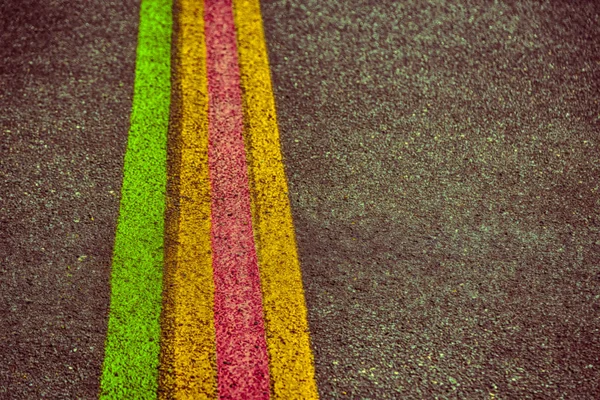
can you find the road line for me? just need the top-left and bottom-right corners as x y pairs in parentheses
(159, 0), (219, 398)
(99, 0), (171, 397)
(232, 0), (319, 398)
(205, 0), (271, 398)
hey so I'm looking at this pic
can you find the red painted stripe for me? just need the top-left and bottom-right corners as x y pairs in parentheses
(205, 0), (271, 398)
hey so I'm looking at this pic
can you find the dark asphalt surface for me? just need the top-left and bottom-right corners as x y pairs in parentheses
(0, 0), (139, 397)
(1, 0), (599, 398)
(262, 0), (600, 398)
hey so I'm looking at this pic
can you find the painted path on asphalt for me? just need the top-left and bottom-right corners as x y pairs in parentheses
(99, 0), (171, 397)
(101, 0), (318, 398)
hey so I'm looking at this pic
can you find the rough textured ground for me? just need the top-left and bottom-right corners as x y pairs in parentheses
(2, 0), (600, 398)
(261, 0), (600, 398)
(0, 0), (139, 397)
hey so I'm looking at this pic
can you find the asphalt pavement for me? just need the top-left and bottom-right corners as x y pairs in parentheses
(1, 0), (139, 397)
(1, 0), (600, 398)
(262, 0), (600, 398)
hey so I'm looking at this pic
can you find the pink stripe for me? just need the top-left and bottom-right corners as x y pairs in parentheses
(205, 0), (271, 398)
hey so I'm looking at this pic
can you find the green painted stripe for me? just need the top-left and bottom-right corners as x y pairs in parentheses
(100, 0), (172, 398)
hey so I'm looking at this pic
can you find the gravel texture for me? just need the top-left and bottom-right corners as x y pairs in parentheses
(261, 0), (600, 398)
(0, 0), (139, 397)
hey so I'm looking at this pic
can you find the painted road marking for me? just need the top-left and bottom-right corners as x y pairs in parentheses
(159, 0), (218, 398)
(102, 0), (318, 397)
(100, 0), (172, 397)
(205, 0), (271, 398)
(233, 0), (319, 398)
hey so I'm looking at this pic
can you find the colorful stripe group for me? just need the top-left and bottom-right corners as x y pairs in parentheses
(100, 0), (318, 398)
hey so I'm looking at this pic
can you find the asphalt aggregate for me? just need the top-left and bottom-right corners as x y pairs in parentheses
(1, 0), (139, 397)
(1, 0), (599, 398)
(261, 0), (600, 398)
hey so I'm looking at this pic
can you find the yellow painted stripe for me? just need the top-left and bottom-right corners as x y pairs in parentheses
(160, 0), (218, 398)
(232, 1), (319, 398)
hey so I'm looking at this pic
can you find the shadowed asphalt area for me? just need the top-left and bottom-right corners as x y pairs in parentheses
(0, 0), (139, 397)
(261, 0), (600, 398)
